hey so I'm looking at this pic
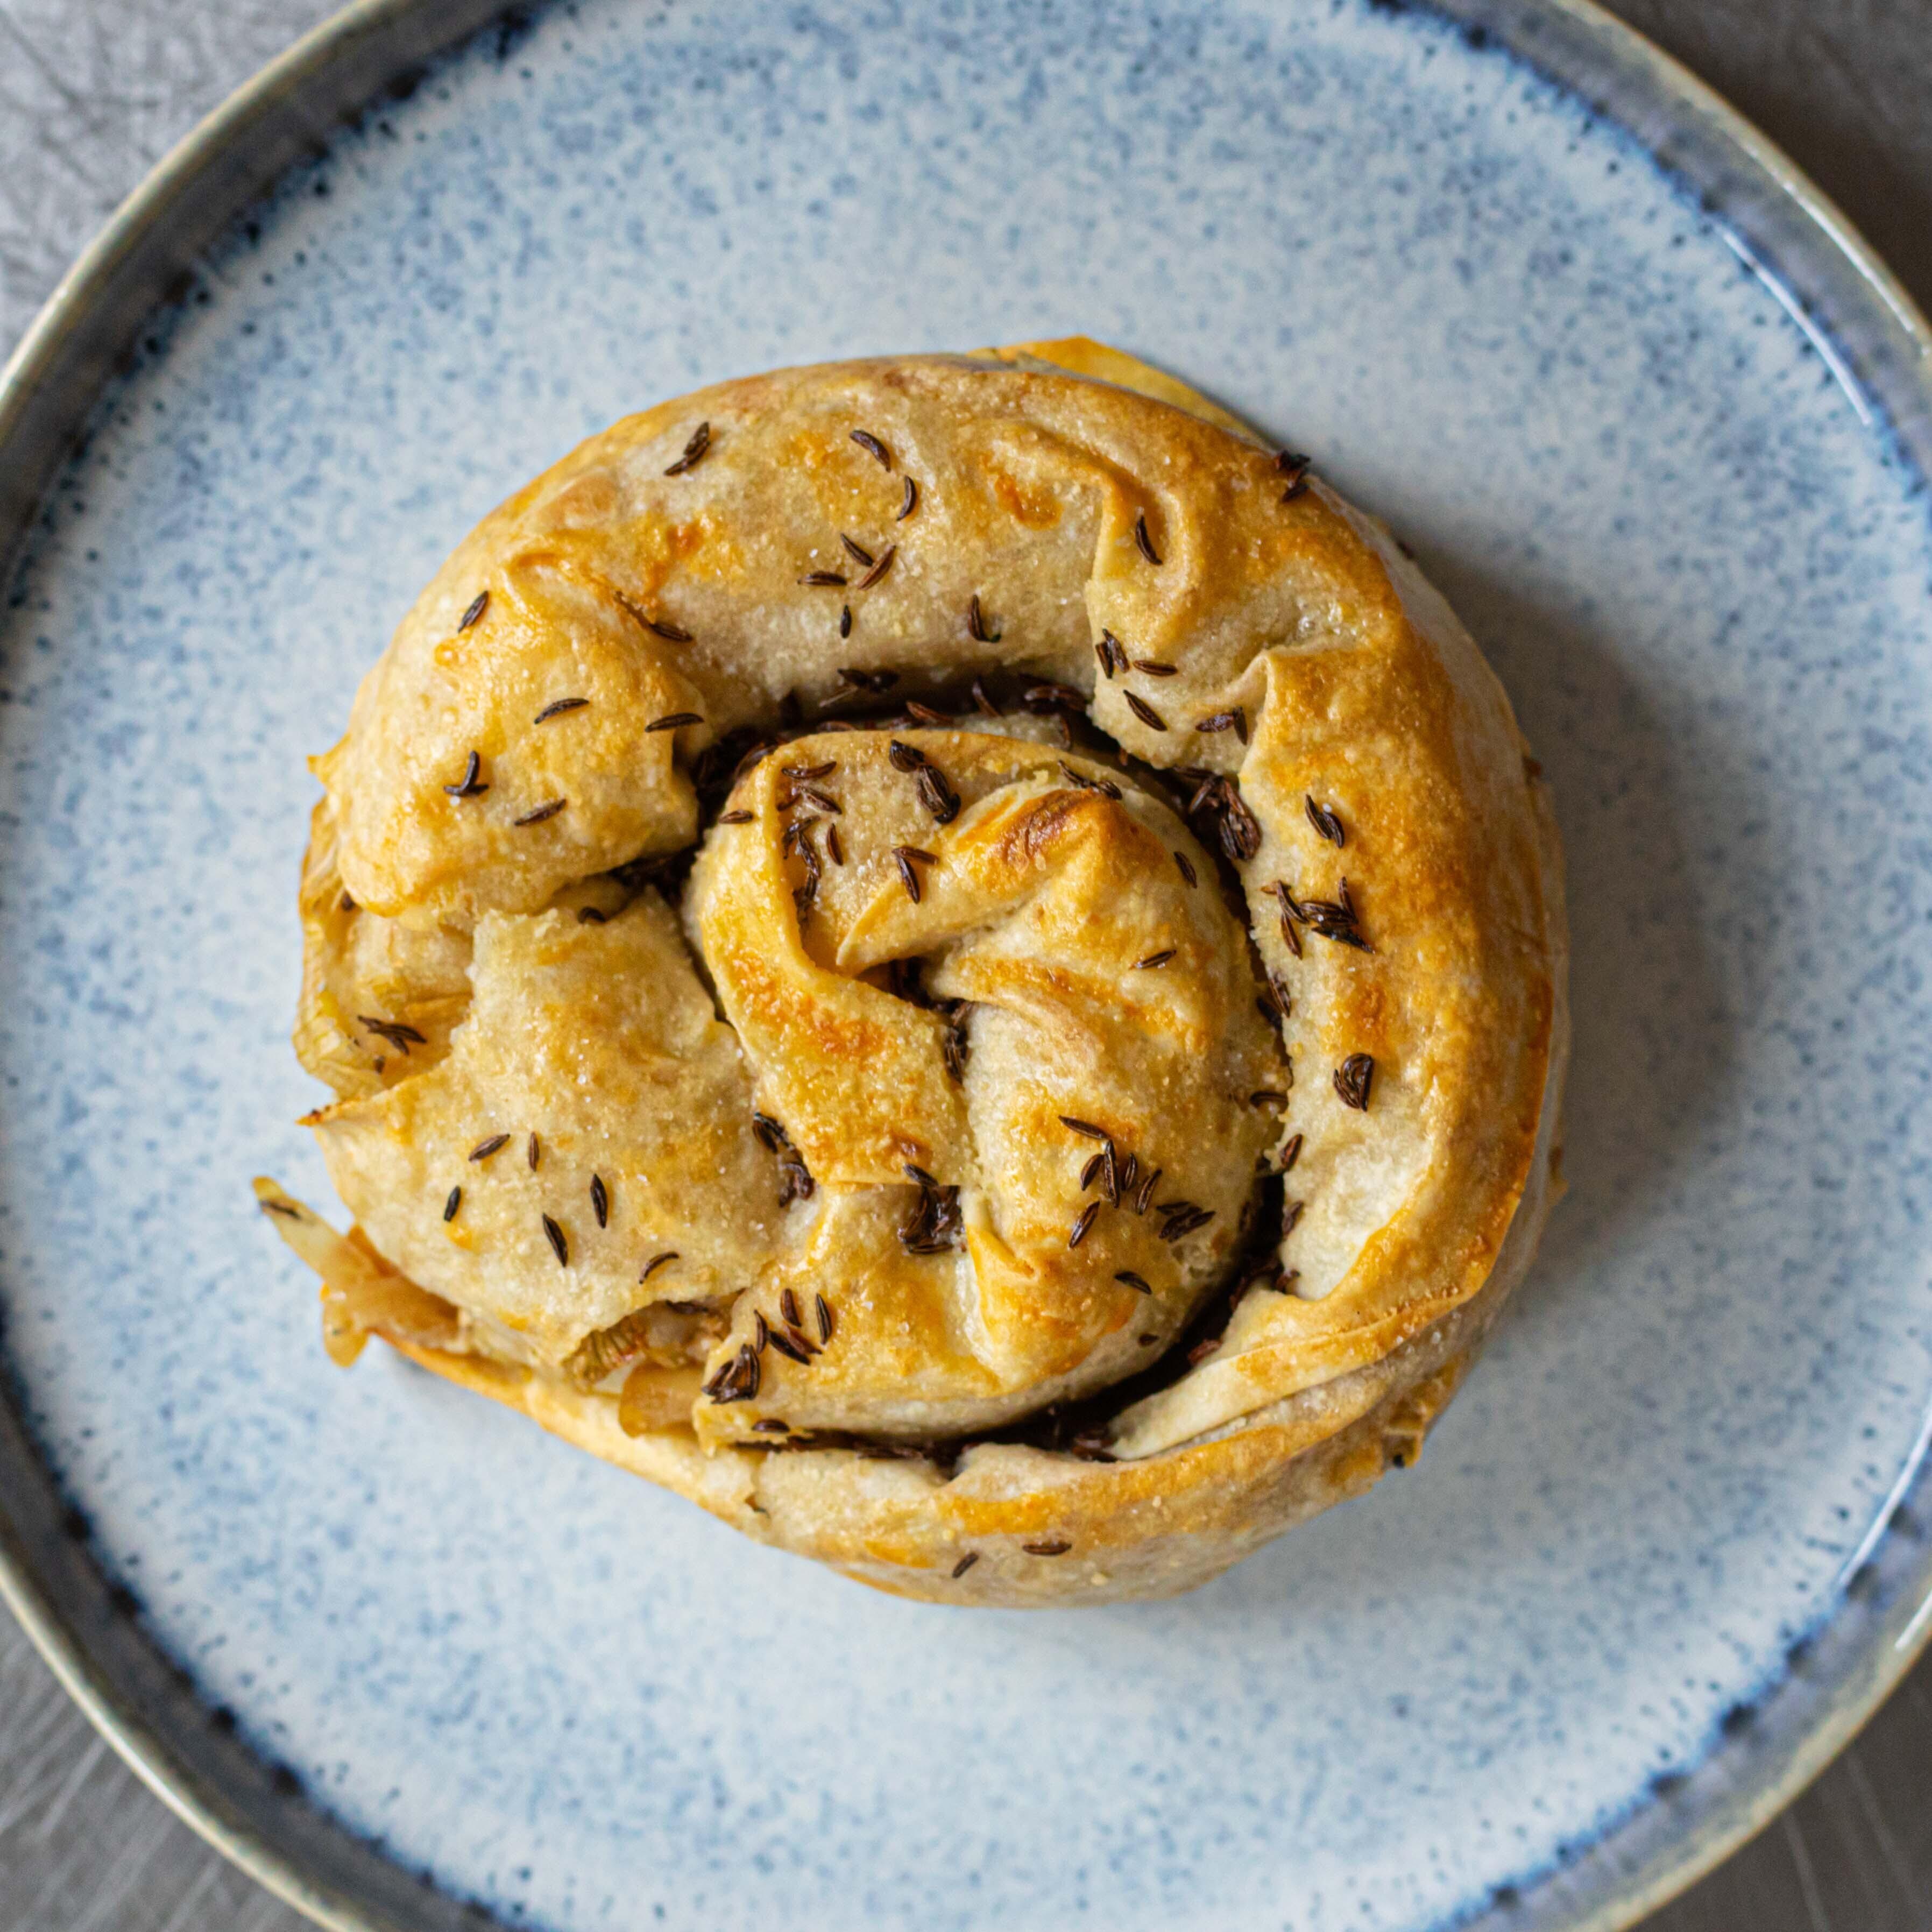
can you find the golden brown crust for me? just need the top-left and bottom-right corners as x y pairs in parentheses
(685, 729), (1284, 1442)
(305, 893), (781, 1370)
(268, 341), (1568, 1604)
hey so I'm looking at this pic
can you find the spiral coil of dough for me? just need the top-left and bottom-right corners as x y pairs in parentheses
(265, 340), (1567, 1604)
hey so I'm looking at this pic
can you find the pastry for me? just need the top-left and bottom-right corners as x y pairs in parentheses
(262, 339), (1568, 1605)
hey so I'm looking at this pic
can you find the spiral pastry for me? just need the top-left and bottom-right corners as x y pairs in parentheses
(264, 339), (1567, 1604)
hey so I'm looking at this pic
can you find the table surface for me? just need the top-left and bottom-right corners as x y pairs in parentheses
(2, 1), (1930, 1928)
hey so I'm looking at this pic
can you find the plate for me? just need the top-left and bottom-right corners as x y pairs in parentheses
(3, 2), (1930, 1929)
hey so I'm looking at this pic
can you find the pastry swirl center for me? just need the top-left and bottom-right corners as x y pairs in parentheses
(680, 724), (1289, 1442)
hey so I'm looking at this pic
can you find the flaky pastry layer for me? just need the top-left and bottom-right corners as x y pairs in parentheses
(265, 338), (1568, 1604)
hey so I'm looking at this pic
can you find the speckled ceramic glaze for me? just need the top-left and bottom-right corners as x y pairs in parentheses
(2, 2), (1930, 1929)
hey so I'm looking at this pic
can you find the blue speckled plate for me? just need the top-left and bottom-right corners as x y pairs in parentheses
(3, 3), (1931, 1930)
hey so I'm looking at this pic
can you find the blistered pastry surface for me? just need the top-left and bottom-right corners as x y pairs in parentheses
(280, 344), (1565, 1598)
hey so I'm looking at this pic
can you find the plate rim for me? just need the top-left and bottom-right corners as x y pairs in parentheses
(1, 2), (1929, 1930)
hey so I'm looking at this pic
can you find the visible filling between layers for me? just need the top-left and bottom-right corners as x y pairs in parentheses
(289, 681), (1336, 1459)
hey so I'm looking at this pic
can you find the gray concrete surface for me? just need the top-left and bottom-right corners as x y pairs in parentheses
(1, 1), (1928, 1927)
